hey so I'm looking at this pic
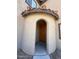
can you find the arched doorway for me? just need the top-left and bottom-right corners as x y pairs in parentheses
(22, 13), (56, 55)
(35, 19), (47, 55)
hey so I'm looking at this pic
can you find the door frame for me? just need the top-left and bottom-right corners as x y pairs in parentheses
(35, 19), (47, 53)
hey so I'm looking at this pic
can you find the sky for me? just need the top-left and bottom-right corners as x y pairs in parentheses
(32, 0), (37, 8)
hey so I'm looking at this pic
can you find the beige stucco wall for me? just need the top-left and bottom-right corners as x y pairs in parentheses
(22, 13), (56, 55)
(17, 0), (61, 50)
(17, 0), (27, 49)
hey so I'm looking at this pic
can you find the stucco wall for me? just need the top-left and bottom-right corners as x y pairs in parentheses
(22, 13), (56, 55)
(17, 0), (61, 50)
(17, 0), (27, 49)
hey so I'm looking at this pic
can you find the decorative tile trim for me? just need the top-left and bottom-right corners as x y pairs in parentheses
(21, 8), (59, 20)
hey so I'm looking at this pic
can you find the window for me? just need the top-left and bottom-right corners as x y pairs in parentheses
(25, 0), (37, 8)
(58, 23), (61, 39)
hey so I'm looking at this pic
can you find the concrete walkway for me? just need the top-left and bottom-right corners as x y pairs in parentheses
(33, 55), (50, 59)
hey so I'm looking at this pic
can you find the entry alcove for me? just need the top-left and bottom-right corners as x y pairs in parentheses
(21, 8), (59, 55)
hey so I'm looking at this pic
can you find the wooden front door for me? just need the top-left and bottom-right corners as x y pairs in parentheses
(37, 20), (47, 43)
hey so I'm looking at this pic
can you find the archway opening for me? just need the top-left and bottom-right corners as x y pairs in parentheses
(35, 19), (47, 55)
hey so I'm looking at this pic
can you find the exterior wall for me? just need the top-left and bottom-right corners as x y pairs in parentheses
(17, 15), (24, 49)
(22, 13), (56, 55)
(43, 0), (61, 50)
(17, 0), (61, 50)
(17, 0), (27, 49)
(42, 0), (61, 17)
(56, 20), (61, 50)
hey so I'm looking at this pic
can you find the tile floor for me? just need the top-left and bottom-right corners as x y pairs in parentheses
(34, 42), (47, 55)
(33, 42), (50, 59)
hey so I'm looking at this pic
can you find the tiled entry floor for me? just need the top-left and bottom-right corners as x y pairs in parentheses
(33, 42), (50, 59)
(34, 42), (47, 55)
